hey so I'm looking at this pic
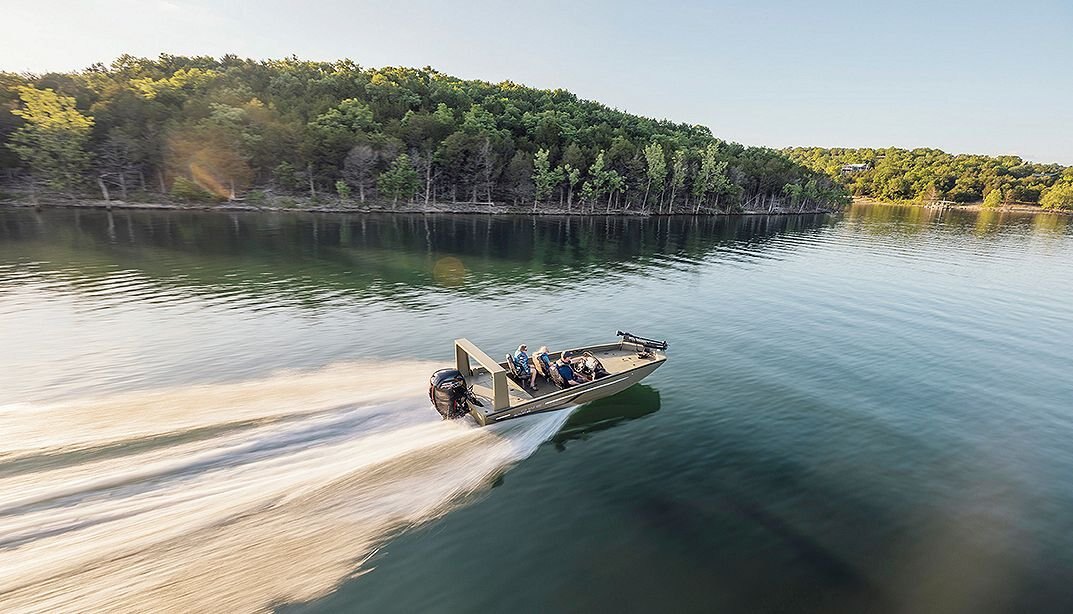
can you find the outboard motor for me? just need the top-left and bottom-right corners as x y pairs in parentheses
(428, 369), (482, 419)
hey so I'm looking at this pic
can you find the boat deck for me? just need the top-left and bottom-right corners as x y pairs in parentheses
(468, 344), (659, 409)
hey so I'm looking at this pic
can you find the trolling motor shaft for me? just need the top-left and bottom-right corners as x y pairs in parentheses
(617, 331), (669, 351)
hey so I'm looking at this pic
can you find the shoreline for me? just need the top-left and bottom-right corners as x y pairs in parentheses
(0, 195), (838, 217)
(6, 195), (1065, 217)
(851, 196), (1069, 215)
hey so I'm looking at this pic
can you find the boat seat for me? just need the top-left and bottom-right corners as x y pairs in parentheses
(504, 353), (526, 386)
(533, 353), (553, 380)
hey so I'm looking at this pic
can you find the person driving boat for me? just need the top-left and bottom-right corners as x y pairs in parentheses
(577, 351), (608, 379)
(555, 352), (589, 387)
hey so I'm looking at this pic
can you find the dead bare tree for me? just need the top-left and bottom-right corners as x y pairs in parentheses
(97, 134), (141, 201)
(474, 138), (496, 204)
(409, 150), (439, 206)
(343, 144), (377, 202)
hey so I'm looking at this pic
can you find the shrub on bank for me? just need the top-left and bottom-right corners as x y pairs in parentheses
(170, 177), (216, 203)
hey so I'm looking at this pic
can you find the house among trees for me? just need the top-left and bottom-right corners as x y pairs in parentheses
(840, 163), (871, 174)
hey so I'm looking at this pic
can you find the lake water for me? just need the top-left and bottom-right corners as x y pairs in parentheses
(0, 205), (1071, 613)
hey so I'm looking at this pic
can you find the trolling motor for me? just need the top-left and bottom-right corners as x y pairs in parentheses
(428, 369), (484, 420)
(617, 331), (669, 351)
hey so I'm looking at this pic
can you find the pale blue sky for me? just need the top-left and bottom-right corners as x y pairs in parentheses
(4, 0), (1071, 163)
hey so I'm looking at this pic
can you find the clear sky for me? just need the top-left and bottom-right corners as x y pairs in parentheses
(4, 0), (1071, 164)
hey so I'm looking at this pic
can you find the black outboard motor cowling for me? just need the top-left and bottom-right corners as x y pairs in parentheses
(429, 369), (473, 419)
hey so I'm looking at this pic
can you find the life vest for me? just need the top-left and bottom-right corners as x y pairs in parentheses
(513, 350), (532, 376)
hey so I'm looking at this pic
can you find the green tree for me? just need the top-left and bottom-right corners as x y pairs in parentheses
(1040, 182), (1073, 210)
(504, 150), (533, 206)
(561, 142), (587, 177)
(0, 73), (29, 171)
(377, 153), (420, 208)
(580, 151), (610, 211)
(310, 98), (376, 136)
(461, 104), (498, 133)
(642, 142), (667, 213)
(308, 98), (378, 187)
(606, 170), (625, 212)
(561, 163), (581, 211)
(272, 161), (304, 192)
(577, 150), (624, 212)
(982, 188), (1003, 208)
(692, 143), (730, 213)
(532, 148), (563, 205)
(8, 86), (94, 191)
(782, 183), (804, 209)
(667, 149), (688, 214)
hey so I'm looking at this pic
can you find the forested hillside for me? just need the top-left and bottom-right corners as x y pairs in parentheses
(0, 55), (846, 213)
(786, 147), (1073, 209)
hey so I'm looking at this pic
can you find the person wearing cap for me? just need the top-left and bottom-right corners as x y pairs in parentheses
(555, 352), (589, 387)
(512, 344), (538, 390)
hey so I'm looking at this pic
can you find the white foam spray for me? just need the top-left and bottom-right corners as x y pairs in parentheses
(0, 361), (571, 613)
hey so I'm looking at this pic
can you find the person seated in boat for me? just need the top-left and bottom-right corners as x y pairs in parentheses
(556, 352), (589, 387)
(533, 346), (553, 378)
(512, 344), (538, 390)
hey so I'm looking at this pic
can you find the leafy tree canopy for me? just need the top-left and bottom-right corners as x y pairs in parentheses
(786, 146), (1065, 205)
(2, 55), (850, 210)
(7, 86), (94, 191)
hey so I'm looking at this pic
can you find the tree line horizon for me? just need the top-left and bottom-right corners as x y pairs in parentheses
(786, 147), (1073, 210)
(1, 54), (1070, 212)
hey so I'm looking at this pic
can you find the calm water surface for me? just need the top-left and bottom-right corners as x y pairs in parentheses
(0, 205), (1071, 613)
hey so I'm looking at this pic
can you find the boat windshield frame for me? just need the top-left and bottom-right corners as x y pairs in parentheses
(454, 338), (510, 411)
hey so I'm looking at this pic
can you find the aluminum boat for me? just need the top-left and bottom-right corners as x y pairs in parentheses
(428, 331), (668, 425)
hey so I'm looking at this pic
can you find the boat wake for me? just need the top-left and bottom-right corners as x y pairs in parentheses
(0, 361), (571, 613)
